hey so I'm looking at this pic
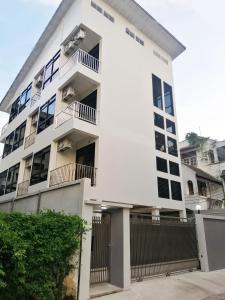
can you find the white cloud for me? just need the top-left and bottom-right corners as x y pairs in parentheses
(21, 0), (61, 7)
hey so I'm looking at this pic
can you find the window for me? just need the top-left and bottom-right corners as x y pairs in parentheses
(155, 131), (166, 153)
(198, 180), (207, 197)
(3, 132), (14, 158)
(188, 180), (194, 195)
(43, 51), (60, 89)
(167, 137), (178, 157)
(37, 96), (56, 133)
(19, 84), (32, 112)
(217, 146), (225, 162)
(104, 11), (114, 23)
(166, 119), (176, 135)
(164, 82), (174, 116)
(30, 146), (51, 186)
(9, 97), (20, 123)
(156, 157), (168, 173)
(5, 163), (20, 194)
(12, 121), (26, 151)
(152, 75), (163, 110)
(208, 150), (215, 163)
(171, 181), (182, 201)
(158, 177), (170, 199)
(126, 28), (135, 39)
(0, 171), (7, 196)
(136, 36), (144, 46)
(9, 84), (32, 123)
(154, 113), (164, 129)
(169, 161), (180, 176)
(91, 1), (103, 13)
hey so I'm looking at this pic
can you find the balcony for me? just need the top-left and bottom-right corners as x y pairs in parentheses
(49, 163), (96, 187)
(24, 131), (36, 149)
(182, 156), (197, 166)
(60, 49), (100, 87)
(56, 101), (97, 128)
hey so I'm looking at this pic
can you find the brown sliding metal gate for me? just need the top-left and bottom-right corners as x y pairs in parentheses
(90, 213), (111, 284)
(130, 214), (199, 280)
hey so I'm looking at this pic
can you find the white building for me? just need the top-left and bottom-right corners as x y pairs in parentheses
(180, 139), (225, 213)
(0, 0), (187, 297)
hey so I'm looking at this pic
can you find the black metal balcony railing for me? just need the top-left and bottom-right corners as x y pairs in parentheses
(49, 163), (96, 187)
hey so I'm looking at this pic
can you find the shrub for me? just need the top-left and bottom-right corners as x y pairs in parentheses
(0, 210), (86, 300)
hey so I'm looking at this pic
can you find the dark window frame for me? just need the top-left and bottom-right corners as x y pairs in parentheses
(37, 95), (56, 134)
(30, 146), (51, 186)
(12, 121), (26, 151)
(169, 161), (180, 176)
(167, 137), (178, 157)
(0, 170), (8, 196)
(155, 131), (166, 153)
(5, 163), (20, 195)
(156, 157), (168, 173)
(164, 82), (174, 116)
(171, 180), (182, 201)
(43, 51), (61, 89)
(152, 74), (163, 110)
(154, 113), (164, 129)
(166, 119), (176, 135)
(3, 132), (15, 158)
(157, 177), (170, 199)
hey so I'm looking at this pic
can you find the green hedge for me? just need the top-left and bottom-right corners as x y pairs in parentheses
(0, 210), (86, 300)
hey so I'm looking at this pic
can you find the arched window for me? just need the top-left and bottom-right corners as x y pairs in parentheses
(188, 180), (194, 195)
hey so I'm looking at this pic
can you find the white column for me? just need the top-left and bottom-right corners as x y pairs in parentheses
(152, 208), (160, 222)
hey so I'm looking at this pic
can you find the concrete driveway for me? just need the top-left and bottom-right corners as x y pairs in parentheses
(93, 270), (225, 300)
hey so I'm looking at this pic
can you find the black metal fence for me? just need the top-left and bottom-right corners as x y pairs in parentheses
(130, 214), (199, 280)
(90, 214), (111, 284)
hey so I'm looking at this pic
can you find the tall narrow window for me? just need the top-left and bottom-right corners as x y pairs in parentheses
(3, 132), (14, 158)
(9, 98), (20, 123)
(13, 121), (26, 151)
(164, 82), (174, 115)
(166, 119), (176, 135)
(152, 74), (163, 110)
(157, 177), (170, 199)
(30, 146), (51, 186)
(171, 181), (182, 201)
(188, 180), (194, 195)
(154, 113), (164, 129)
(37, 96), (56, 133)
(167, 137), (178, 157)
(155, 131), (166, 153)
(5, 163), (20, 194)
(19, 84), (32, 112)
(0, 171), (8, 196)
(43, 51), (60, 89)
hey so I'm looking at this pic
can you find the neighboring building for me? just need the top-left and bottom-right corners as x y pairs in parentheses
(182, 164), (224, 213)
(0, 1), (187, 297)
(180, 139), (225, 213)
(180, 139), (225, 182)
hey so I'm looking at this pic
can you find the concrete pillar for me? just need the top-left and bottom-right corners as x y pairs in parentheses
(110, 208), (131, 290)
(179, 209), (187, 220)
(152, 208), (160, 222)
(78, 204), (93, 300)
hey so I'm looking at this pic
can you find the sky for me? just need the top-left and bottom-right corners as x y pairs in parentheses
(0, 0), (225, 154)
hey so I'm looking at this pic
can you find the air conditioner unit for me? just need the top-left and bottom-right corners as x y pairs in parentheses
(74, 29), (86, 43)
(25, 157), (32, 168)
(62, 86), (76, 102)
(31, 114), (38, 126)
(64, 40), (77, 56)
(57, 138), (72, 152)
(35, 75), (43, 89)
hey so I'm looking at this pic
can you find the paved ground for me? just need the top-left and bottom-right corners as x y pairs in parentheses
(93, 270), (225, 300)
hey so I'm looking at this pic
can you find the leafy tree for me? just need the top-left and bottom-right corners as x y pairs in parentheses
(185, 132), (209, 151)
(0, 211), (86, 300)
